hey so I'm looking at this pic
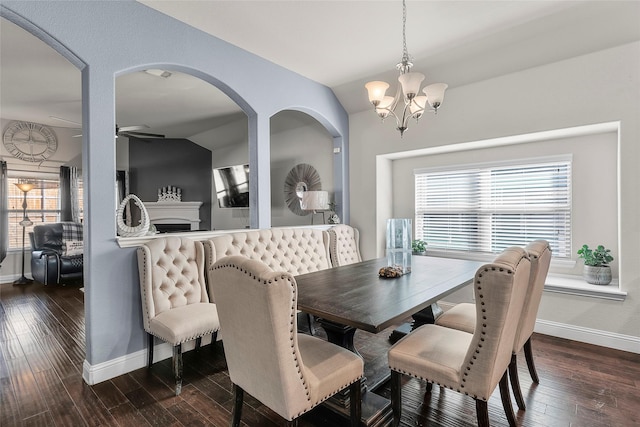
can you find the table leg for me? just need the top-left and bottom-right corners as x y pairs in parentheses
(388, 302), (443, 344)
(317, 319), (362, 358)
(316, 319), (392, 427)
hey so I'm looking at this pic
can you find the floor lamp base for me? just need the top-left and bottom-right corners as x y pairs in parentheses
(13, 276), (33, 286)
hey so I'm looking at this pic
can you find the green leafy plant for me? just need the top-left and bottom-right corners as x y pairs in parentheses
(577, 244), (613, 267)
(412, 239), (427, 253)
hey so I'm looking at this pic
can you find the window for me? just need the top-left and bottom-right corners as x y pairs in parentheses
(7, 175), (61, 250)
(415, 158), (571, 258)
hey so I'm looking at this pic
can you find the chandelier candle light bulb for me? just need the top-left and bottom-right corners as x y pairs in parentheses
(365, 0), (448, 137)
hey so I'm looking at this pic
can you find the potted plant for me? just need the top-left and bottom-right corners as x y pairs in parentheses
(412, 239), (427, 255)
(577, 244), (614, 285)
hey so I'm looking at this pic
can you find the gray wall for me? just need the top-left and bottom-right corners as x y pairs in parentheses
(1, 0), (349, 376)
(129, 137), (212, 230)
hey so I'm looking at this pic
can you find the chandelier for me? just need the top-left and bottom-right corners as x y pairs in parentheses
(365, 0), (448, 137)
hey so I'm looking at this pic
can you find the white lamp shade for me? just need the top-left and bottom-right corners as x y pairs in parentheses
(423, 83), (448, 108)
(410, 95), (427, 115)
(376, 96), (395, 118)
(398, 72), (425, 99)
(300, 191), (329, 210)
(15, 182), (35, 193)
(365, 81), (390, 104)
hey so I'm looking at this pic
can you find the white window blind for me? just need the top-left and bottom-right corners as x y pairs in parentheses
(415, 159), (571, 258)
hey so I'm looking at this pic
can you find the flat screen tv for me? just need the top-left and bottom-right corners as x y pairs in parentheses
(213, 163), (250, 208)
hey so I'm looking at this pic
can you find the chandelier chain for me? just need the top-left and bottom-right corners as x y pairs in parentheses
(399, 0), (412, 72)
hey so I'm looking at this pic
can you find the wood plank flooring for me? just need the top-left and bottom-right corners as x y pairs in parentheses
(1, 281), (639, 426)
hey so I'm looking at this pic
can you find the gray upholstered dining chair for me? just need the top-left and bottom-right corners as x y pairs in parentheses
(137, 236), (220, 396)
(328, 224), (362, 267)
(388, 247), (531, 427)
(435, 240), (551, 410)
(209, 255), (364, 427)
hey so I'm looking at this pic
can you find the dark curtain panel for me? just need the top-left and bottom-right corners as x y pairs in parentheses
(116, 170), (129, 225)
(59, 166), (72, 222)
(0, 161), (8, 265)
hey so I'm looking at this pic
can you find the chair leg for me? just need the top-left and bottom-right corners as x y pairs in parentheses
(147, 334), (154, 369)
(231, 383), (244, 427)
(475, 399), (490, 427)
(349, 380), (362, 427)
(173, 344), (183, 396)
(499, 370), (517, 427)
(212, 331), (218, 349)
(524, 337), (540, 383)
(285, 420), (298, 427)
(509, 354), (526, 410)
(426, 382), (433, 393)
(390, 370), (402, 427)
(195, 337), (202, 351)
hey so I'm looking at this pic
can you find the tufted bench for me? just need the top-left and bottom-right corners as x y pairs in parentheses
(203, 228), (331, 333)
(203, 228), (331, 284)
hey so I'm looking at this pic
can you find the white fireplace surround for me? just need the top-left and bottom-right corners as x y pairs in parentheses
(144, 201), (202, 231)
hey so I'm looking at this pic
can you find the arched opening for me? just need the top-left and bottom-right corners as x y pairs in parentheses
(270, 110), (335, 227)
(0, 17), (84, 286)
(115, 69), (248, 232)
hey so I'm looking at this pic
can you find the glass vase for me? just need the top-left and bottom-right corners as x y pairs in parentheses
(386, 218), (412, 274)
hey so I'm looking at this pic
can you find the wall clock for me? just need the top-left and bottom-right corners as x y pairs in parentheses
(3, 121), (58, 163)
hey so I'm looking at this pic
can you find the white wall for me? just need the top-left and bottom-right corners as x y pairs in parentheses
(349, 42), (640, 340)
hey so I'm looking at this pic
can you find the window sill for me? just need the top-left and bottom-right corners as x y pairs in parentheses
(545, 274), (626, 301)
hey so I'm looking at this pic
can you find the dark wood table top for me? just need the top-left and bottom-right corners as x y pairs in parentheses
(296, 256), (485, 334)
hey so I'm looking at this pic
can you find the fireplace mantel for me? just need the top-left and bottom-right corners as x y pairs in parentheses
(144, 201), (202, 231)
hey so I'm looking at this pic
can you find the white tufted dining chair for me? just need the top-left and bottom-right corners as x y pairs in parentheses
(328, 224), (362, 267)
(209, 255), (364, 427)
(388, 247), (531, 427)
(435, 240), (551, 410)
(137, 236), (220, 395)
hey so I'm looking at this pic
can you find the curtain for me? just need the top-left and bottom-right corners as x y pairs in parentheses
(70, 167), (80, 223)
(116, 170), (130, 226)
(60, 166), (80, 222)
(0, 161), (7, 266)
(60, 166), (72, 221)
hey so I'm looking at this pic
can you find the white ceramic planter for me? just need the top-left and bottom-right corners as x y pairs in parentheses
(583, 265), (612, 285)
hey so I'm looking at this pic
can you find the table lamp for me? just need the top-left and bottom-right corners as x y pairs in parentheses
(13, 182), (35, 285)
(300, 190), (329, 224)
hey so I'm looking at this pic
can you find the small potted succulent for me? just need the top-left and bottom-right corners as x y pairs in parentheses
(577, 244), (614, 285)
(412, 239), (427, 256)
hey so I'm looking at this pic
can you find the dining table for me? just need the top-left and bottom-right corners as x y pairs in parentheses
(295, 255), (484, 427)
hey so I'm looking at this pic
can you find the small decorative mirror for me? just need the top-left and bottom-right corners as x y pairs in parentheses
(284, 163), (321, 216)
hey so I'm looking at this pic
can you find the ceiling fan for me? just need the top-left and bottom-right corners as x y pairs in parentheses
(115, 125), (165, 139)
(49, 116), (166, 139)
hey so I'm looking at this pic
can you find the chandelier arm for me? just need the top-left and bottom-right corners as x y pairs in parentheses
(390, 85), (403, 113)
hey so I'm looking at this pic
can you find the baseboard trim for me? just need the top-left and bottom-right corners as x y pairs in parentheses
(82, 317), (639, 385)
(0, 273), (23, 283)
(439, 301), (640, 354)
(82, 335), (216, 385)
(83, 342), (173, 385)
(534, 319), (640, 354)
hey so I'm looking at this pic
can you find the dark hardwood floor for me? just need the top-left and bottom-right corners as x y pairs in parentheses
(1, 281), (639, 426)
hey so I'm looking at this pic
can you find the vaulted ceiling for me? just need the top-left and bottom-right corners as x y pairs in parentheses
(1, 1), (639, 140)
